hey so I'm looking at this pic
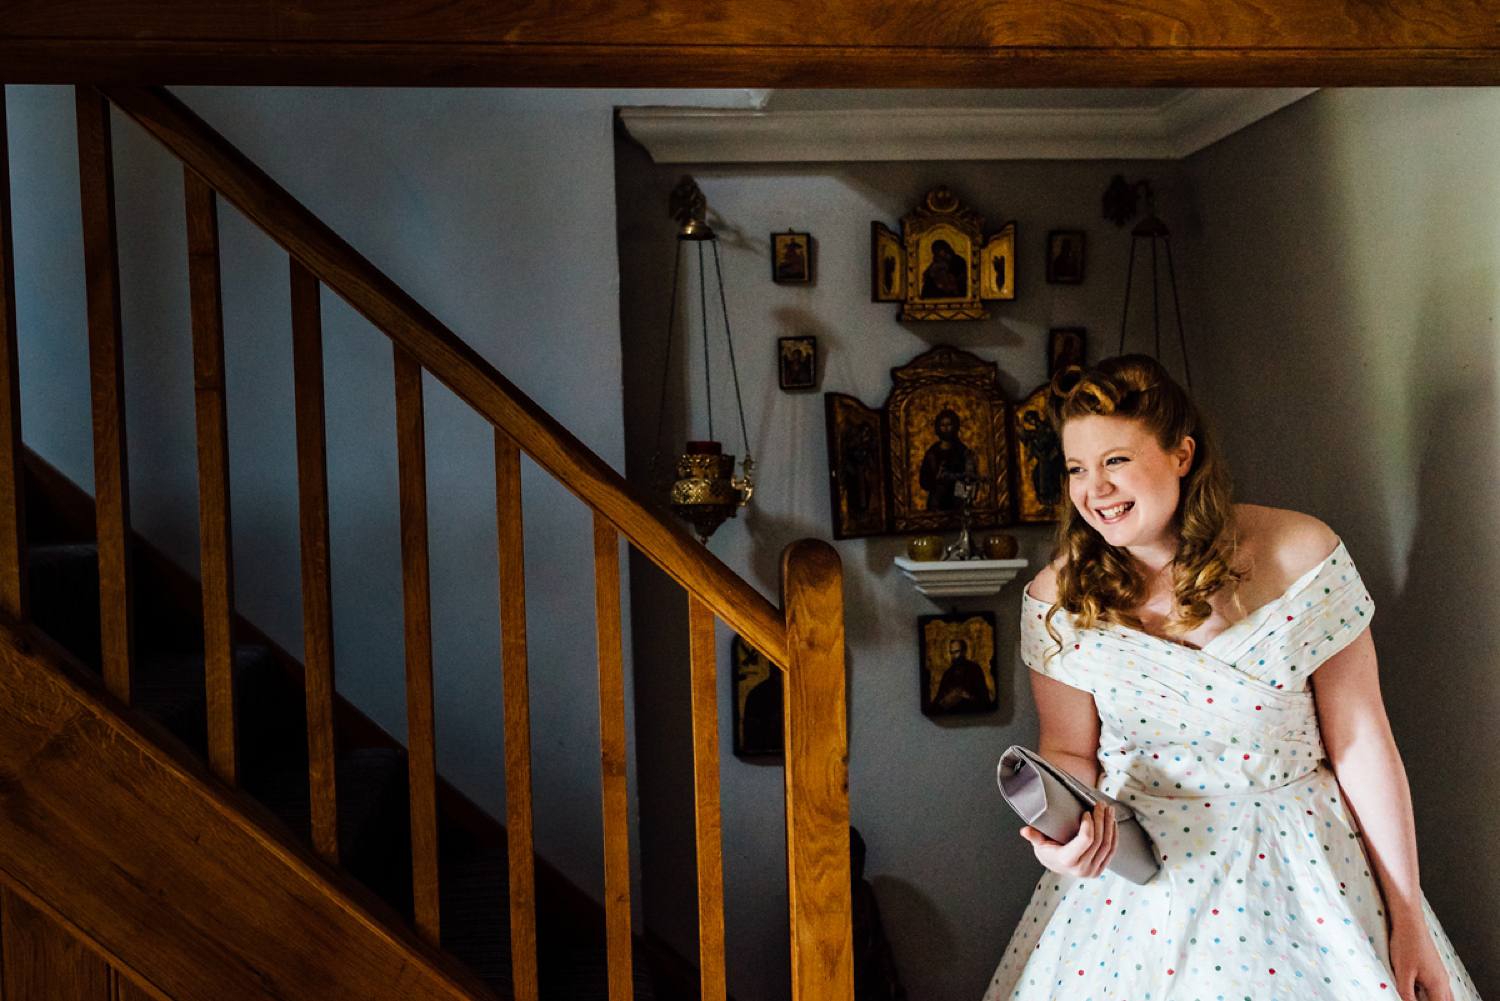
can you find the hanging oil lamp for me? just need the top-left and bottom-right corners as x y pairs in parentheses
(1103, 175), (1192, 388)
(653, 176), (755, 544)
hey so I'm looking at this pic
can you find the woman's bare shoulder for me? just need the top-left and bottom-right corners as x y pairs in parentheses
(1025, 556), (1068, 603)
(1234, 503), (1340, 588)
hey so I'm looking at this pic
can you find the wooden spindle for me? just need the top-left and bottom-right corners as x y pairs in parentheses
(185, 169), (237, 786)
(291, 258), (339, 865)
(592, 513), (633, 1001)
(394, 345), (439, 944)
(781, 540), (853, 1001)
(495, 430), (538, 1001)
(687, 595), (726, 1001)
(75, 85), (133, 701)
(0, 89), (26, 622)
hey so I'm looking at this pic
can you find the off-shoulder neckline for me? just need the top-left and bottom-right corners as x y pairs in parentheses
(1022, 540), (1350, 653)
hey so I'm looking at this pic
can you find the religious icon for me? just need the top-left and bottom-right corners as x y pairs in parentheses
(1014, 382), (1066, 523)
(771, 231), (813, 284)
(778, 335), (817, 391)
(918, 611), (999, 716)
(869, 187), (1017, 321)
(1046, 230), (1085, 285)
(871, 222), (906, 301)
(1048, 327), (1086, 377)
(732, 636), (783, 756)
(886, 346), (1013, 533)
(825, 393), (890, 539)
(823, 345), (1015, 537)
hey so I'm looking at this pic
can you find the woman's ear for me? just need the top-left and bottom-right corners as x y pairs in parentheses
(1175, 436), (1196, 476)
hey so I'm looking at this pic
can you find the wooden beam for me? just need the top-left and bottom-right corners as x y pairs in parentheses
(394, 346), (440, 946)
(686, 596), (725, 1001)
(290, 258), (340, 866)
(4, 1), (1500, 85)
(0, 89), (25, 623)
(185, 170), (238, 787)
(100, 84), (789, 671)
(75, 85), (133, 702)
(592, 514), (633, 1001)
(0, 618), (493, 1001)
(781, 540), (852, 1001)
(494, 431), (539, 1001)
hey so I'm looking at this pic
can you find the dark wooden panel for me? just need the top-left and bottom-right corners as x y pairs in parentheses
(8, 41), (1500, 87)
(101, 85), (789, 670)
(780, 540), (853, 1001)
(1, 888), (112, 1001)
(291, 258), (340, 867)
(185, 170), (238, 787)
(0, 90), (25, 623)
(2, 0), (1498, 49)
(394, 346), (440, 946)
(592, 515), (632, 1001)
(111, 969), (165, 1001)
(494, 431), (539, 1001)
(686, 596), (725, 1001)
(75, 85), (133, 702)
(0, 618), (492, 1001)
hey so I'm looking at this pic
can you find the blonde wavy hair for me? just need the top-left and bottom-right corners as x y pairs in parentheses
(1045, 355), (1240, 648)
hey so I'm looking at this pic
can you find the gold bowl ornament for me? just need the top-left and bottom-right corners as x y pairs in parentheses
(670, 441), (754, 543)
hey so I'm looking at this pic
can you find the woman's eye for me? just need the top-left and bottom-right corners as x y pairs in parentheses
(1105, 456), (1129, 466)
(1066, 466), (1084, 476)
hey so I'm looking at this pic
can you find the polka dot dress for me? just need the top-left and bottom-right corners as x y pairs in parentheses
(984, 543), (1482, 1001)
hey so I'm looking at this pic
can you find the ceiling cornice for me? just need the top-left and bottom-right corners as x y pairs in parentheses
(619, 89), (1316, 163)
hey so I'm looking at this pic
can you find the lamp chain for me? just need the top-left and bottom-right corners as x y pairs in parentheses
(710, 241), (752, 461)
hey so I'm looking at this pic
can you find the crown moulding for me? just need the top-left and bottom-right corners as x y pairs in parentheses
(619, 89), (1316, 163)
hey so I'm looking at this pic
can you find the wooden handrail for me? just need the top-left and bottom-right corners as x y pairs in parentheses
(99, 84), (788, 669)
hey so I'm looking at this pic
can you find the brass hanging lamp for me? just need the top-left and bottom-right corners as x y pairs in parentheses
(652, 176), (755, 545)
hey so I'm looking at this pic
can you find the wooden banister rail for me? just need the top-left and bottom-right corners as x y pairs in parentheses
(6, 82), (854, 1001)
(99, 84), (788, 670)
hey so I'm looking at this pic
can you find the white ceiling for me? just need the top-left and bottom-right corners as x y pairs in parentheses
(619, 89), (1316, 163)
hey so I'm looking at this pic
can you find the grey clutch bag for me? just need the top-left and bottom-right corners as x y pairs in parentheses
(996, 745), (1159, 884)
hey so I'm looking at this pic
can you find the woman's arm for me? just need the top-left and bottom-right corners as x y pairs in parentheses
(1020, 669), (1120, 879)
(1312, 629), (1452, 1001)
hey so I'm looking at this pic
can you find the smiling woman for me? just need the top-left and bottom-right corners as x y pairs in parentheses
(986, 356), (1481, 1001)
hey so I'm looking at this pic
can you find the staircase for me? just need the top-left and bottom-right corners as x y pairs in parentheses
(0, 85), (851, 1001)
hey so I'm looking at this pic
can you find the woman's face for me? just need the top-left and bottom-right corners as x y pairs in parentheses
(1061, 415), (1195, 556)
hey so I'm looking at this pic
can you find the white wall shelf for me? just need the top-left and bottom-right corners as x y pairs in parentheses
(894, 557), (1029, 599)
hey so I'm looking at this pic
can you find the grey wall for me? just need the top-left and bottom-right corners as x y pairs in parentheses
(1187, 87), (1500, 999)
(4, 83), (740, 912)
(615, 141), (1197, 1001)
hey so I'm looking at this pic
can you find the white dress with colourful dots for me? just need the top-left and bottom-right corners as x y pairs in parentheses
(984, 542), (1482, 1001)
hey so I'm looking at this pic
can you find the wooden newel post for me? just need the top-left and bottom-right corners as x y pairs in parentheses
(781, 539), (853, 1001)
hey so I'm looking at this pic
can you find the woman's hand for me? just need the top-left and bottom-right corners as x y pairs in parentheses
(1020, 799), (1118, 878)
(1388, 919), (1453, 1001)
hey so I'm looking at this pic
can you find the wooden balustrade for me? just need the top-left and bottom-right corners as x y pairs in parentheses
(0, 89), (23, 624)
(75, 85), (134, 702)
(495, 431), (540, 1001)
(592, 514), (634, 1001)
(687, 596), (727, 1001)
(394, 345), (441, 945)
(4, 82), (855, 1001)
(185, 170), (239, 786)
(291, 258), (341, 865)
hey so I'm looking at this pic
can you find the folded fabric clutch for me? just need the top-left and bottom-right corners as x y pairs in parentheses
(996, 745), (1159, 884)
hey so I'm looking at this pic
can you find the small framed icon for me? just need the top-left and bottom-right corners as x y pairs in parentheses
(771, 231), (813, 284)
(778, 335), (817, 391)
(1046, 230), (1085, 285)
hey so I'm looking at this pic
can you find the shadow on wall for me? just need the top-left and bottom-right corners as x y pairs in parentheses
(1380, 275), (1500, 994)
